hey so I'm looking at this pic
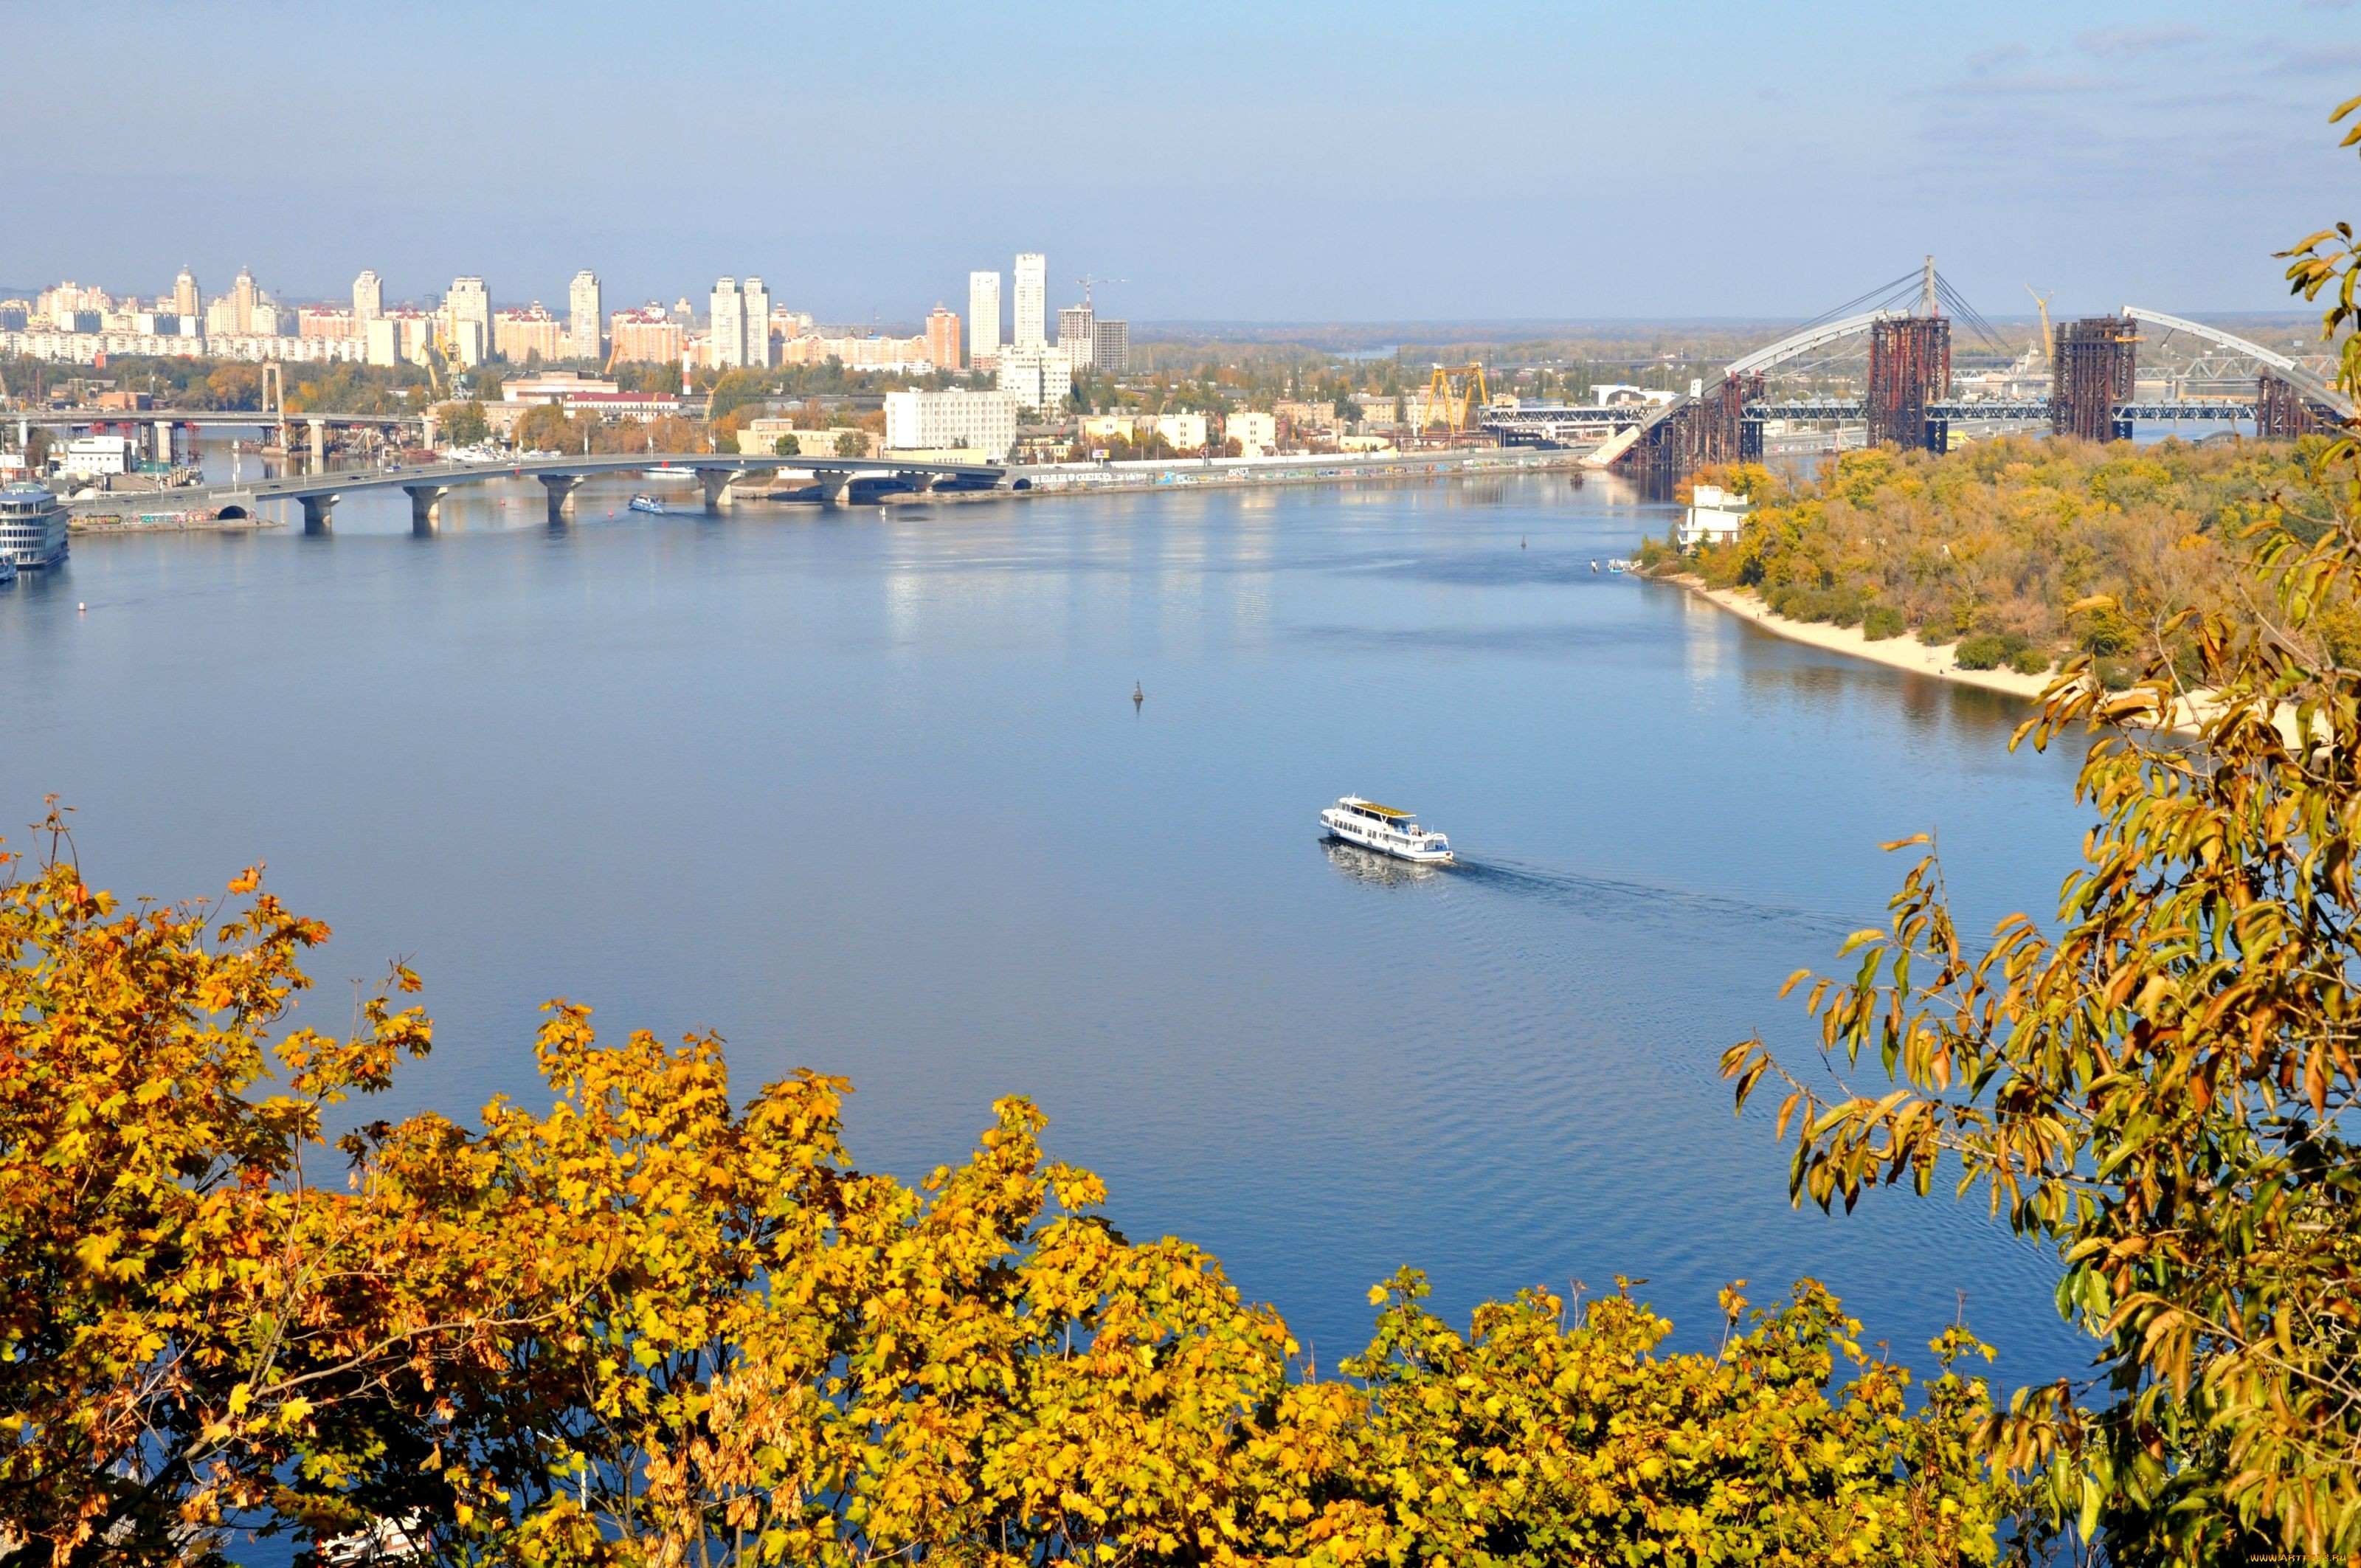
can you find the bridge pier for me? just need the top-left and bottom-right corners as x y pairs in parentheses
(694, 469), (732, 514)
(815, 471), (853, 506)
(308, 419), (326, 474)
(298, 494), (337, 535)
(538, 474), (584, 525)
(403, 484), (450, 535)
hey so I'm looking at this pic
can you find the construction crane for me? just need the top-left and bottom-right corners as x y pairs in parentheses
(2025, 286), (2056, 363)
(1423, 363), (1490, 437)
(1076, 274), (1126, 308)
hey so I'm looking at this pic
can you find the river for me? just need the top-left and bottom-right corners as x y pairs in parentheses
(0, 455), (2095, 1406)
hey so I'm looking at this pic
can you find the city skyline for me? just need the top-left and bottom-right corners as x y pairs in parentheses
(6, 1), (2357, 324)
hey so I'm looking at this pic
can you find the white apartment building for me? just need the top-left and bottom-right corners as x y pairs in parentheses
(1225, 410), (1276, 455)
(353, 269), (382, 323)
(709, 277), (744, 370)
(741, 277), (771, 367)
(1012, 253), (1046, 347)
(1679, 484), (1750, 549)
(995, 342), (1071, 413)
(1154, 412), (1207, 450)
(884, 387), (1019, 461)
(568, 270), (602, 362)
(968, 271), (1001, 367)
(446, 276), (491, 356)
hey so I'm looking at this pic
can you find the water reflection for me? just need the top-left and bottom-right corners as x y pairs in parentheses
(1319, 837), (1452, 887)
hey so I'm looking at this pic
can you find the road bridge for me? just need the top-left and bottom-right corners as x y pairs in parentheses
(66, 452), (1008, 533)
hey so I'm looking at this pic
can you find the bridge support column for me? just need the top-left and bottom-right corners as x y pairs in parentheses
(298, 494), (336, 535)
(694, 469), (732, 514)
(538, 474), (584, 525)
(403, 485), (450, 535)
(308, 419), (326, 473)
(815, 471), (854, 506)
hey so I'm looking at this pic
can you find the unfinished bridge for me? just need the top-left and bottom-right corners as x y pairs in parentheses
(1484, 262), (2352, 480)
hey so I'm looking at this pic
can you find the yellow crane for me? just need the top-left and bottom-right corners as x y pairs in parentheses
(1423, 363), (1490, 437)
(2025, 286), (2056, 363)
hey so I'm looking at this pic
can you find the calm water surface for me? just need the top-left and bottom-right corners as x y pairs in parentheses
(1, 466), (2094, 1398)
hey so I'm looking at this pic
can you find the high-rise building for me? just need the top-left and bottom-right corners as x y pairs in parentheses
(353, 269), (382, 323)
(925, 304), (962, 371)
(1012, 253), (1046, 347)
(173, 267), (199, 319)
(708, 277), (744, 370)
(995, 342), (1071, 413)
(741, 277), (771, 368)
(968, 271), (1000, 367)
(1091, 318), (1130, 376)
(568, 270), (602, 362)
(231, 268), (258, 334)
(1057, 303), (1094, 371)
(446, 277), (491, 358)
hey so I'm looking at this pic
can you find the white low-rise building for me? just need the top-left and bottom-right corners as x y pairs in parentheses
(884, 387), (1018, 461)
(1679, 483), (1750, 548)
(58, 435), (134, 478)
(1225, 410), (1276, 456)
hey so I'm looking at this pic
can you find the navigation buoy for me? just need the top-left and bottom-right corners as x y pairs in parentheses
(1133, 681), (1144, 708)
(77, 602), (86, 613)
(1590, 560), (1599, 573)
(1520, 536), (1527, 549)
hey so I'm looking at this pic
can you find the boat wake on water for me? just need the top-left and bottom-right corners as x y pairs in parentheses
(1439, 855), (1856, 941)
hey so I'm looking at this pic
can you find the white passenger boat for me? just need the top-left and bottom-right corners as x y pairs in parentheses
(1321, 795), (1453, 863)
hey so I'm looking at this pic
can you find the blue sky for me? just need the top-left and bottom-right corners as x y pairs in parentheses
(5, 0), (2357, 325)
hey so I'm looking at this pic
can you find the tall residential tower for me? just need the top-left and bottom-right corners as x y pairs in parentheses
(709, 277), (744, 370)
(968, 271), (1001, 367)
(1012, 252), (1046, 348)
(568, 270), (602, 362)
(741, 277), (771, 367)
(353, 269), (383, 323)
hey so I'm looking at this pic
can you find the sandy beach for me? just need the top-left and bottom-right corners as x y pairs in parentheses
(1656, 574), (2057, 700)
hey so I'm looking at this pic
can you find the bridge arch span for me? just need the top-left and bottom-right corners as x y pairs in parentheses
(1723, 311), (1889, 377)
(2120, 305), (2350, 414)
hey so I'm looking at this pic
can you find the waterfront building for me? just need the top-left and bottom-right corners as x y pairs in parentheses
(353, 269), (382, 323)
(884, 387), (1017, 460)
(172, 266), (199, 318)
(445, 276), (491, 357)
(1154, 412), (1207, 451)
(709, 278), (745, 370)
(994, 342), (1071, 413)
(1225, 410), (1276, 455)
(925, 305), (961, 371)
(58, 435), (134, 479)
(493, 303), (567, 363)
(568, 270), (601, 362)
(1679, 483), (1750, 549)
(742, 277), (772, 368)
(608, 303), (685, 365)
(1057, 304), (1093, 371)
(968, 271), (1001, 367)
(0, 483), (69, 569)
(1091, 318), (1130, 375)
(1012, 253), (1046, 348)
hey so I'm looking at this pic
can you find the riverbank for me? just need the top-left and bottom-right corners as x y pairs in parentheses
(1654, 573), (2056, 700)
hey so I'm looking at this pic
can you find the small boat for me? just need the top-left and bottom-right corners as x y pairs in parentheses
(1607, 558), (1632, 574)
(627, 494), (667, 515)
(1321, 795), (1453, 864)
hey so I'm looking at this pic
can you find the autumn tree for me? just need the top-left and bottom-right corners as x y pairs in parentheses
(1723, 94), (2361, 1564)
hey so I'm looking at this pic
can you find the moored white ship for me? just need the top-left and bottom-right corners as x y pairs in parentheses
(1321, 795), (1453, 863)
